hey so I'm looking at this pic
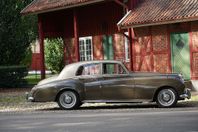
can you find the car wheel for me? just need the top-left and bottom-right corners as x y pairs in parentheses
(156, 88), (178, 108)
(58, 91), (80, 110)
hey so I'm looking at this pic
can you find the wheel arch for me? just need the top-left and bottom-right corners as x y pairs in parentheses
(152, 86), (179, 102)
(55, 88), (81, 102)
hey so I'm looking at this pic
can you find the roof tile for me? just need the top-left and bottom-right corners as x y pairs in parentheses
(118, 0), (198, 28)
(21, 0), (105, 15)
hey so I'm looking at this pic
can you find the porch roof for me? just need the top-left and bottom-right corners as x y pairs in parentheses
(118, 0), (198, 29)
(21, 0), (106, 15)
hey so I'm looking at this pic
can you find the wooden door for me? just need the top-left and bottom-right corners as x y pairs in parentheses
(171, 33), (191, 80)
(102, 35), (114, 60)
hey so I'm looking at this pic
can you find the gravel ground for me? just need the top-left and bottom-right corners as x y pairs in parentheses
(0, 88), (58, 112)
(0, 88), (198, 112)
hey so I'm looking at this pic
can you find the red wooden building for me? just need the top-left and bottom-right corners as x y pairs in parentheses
(22, 0), (198, 80)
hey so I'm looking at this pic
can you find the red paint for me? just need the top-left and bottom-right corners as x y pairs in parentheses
(128, 28), (133, 71)
(167, 25), (172, 73)
(128, 0), (139, 10)
(73, 9), (80, 61)
(38, 15), (45, 79)
(100, 36), (104, 60)
(114, 0), (128, 10)
(93, 35), (103, 60)
(137, 30), (152, 71)
(149, 27), (154, 71)
(30, 53), (42, 70)
(132, 28), (136, 71)
(40, 2), (123, 38)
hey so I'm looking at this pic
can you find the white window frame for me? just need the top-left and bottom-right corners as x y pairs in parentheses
(79, 36), (93, 61)
(124, 32), (130, 62)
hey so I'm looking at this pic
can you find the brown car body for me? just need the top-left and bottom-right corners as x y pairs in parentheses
(27, 60), (191, 109)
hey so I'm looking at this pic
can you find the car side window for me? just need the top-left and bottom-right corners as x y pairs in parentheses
(76, 66), (84, 76)
(76, 63), (101, 76)
(103, 63), (126, 75)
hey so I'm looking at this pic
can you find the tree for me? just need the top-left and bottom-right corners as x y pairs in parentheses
(0, 0), (37, 66)
(45, 38), (64, 73)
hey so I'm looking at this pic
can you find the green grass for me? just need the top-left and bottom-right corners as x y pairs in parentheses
(190, 95), (198, 101)
(25, 74), (54, 85)
(25, 74), (41, 85)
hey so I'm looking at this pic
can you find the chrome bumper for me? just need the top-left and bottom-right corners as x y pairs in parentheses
(179, 88), (191, 99)
(25, 92), (34, 102)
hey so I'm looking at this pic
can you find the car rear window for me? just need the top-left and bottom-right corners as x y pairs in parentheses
(76, 63), (101, 76)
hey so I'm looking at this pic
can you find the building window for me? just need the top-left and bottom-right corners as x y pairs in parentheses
(79, 37), (93, 61)
(124, 32), (130, 62)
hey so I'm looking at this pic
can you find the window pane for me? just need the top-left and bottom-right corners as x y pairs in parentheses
(125, 32), (130, 62)
(79, 37), (93, 61)
(81, 64), (101, 75)
(103, 63), (126, 74)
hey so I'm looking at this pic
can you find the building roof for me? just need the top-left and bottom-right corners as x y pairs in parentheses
(118, 0), (198, 29)
(21, 0), (105, 15)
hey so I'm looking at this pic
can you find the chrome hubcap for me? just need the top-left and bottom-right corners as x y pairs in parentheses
(64, 95), (72, 104)
(158, 89), (176, 107)
(162, 93), (171, 102)
(59, 91), (77, 109)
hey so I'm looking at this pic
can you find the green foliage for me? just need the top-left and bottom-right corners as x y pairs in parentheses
(45, 38), (64, 73)
(0, 0), (37, 65)
(0, 66), (28, 87)
(20, 47), (32, 67)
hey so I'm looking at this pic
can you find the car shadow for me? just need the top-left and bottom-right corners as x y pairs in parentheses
(36, 101), (198, 111)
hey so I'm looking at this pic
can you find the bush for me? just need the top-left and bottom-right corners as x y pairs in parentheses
(0, 66), (28, 88)
(45, 38), (64, 73)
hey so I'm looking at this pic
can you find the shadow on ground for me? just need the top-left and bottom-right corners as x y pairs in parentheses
(36, 101), (198, 112)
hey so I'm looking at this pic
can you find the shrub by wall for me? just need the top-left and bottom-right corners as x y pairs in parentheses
(0, 66), (28, 87)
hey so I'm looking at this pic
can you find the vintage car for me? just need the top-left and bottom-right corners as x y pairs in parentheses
(26, 60), (191, 110)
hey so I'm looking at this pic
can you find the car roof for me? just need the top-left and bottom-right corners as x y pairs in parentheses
(66, 60), (122, 66)
(57, 60), (123, 79)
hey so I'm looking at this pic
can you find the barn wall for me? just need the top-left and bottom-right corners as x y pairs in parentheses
(93, 35), (103, 60)
(78, 2), (123, 37)
(30, 53), (42, 70)
(133, 24), (192, 73)
(133, 27), (153, 72)
(64, 38), (77, 63)
(133, 23), (190, 73)
(40, 1), (123, 38)
(133, 21), (198, 79)
(191, 21), (198, 79)
(113, 34), (125, 61)
(152, 25), (170, 73)
(63, 33), (130, 68)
